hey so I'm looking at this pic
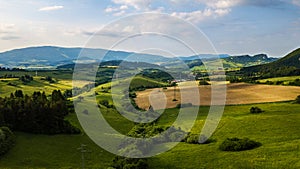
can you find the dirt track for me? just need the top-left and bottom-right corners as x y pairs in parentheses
(135, 83), (300, 110)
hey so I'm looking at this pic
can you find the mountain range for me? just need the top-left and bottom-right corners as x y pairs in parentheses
(0, 46), (279, 69)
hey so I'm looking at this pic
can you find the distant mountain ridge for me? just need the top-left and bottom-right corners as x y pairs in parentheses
(0, 46), (279, 69)
(0, 46), (170, 68)
(224, 54), (277, 64)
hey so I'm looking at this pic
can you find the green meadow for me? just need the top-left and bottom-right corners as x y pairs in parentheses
(0, 72), (299, 168)
(258, 76), (300, 85)
(0, 101), (299, 168)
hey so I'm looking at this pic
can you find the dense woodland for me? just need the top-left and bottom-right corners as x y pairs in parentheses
(0, 90), (80, 134)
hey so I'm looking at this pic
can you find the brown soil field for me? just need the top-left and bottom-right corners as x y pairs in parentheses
(135, 83), (300, 110)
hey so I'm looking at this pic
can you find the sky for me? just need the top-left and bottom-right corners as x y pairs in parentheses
(0, 0), (300, 57)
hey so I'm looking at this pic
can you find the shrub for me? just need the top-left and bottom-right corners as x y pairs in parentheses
(185, 134), (215, 144)
(129, 92), (137, 98)
(275, 81), (284, 85)
(250, 107), (263, 114)
(219, 137), (261, 151)
(199, 80), (210, 85)
(186, 134), (199, 144)
(112, 156), (148, 169)
(0, 127), (16, 156)
(99, 99), (114, 108)
(296, 95), (300, 104)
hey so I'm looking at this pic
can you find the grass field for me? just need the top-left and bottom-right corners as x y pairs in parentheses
(258, 76), (300, 84)
(150, 102), (300, 169)
(0, 75), (300, 168)
(135, 82), (300, 110)
(0, 76), (91, 97)
(0, 102), (299, 168)
(0, 70), (73, 80)
(0, 77), (70, 97)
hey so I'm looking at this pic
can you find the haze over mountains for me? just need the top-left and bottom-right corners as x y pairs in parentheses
(0, 46), (280, 69)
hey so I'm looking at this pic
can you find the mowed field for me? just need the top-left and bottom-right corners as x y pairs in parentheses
(135, 82), (300, 110)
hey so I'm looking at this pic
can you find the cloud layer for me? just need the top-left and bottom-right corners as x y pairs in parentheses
(105, 0), (242, 22)
(105, 0), (299, 23)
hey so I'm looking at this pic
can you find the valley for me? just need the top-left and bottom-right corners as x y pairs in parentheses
(0, 47), (299, 169)
(2, 1), (300, 168)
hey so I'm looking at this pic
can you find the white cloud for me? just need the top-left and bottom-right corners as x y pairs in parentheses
(39, 5), (64, 11)
(106, 0), (241, 23)
(105, 7), (115, 13)
(120, 5), (129, 10)
(105, 5), (129, 16)
(214, 8), (231, 16)
(112, 0), (151, 10)
(171, 10), (208, 23)
(203, 0), (242, 9)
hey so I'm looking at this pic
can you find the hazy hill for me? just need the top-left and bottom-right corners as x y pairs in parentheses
(179, 54), (229, 60)
(0, 46), (280, 69)
(224, 54), (277, 65)
(0, 46), (169, 67)
(57, 60), (163, 70)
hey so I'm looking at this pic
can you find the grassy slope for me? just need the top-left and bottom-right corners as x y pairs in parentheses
(0, 102), (299, 168)
(0, 74), (299, 168)
(150, 103), (300, 169)
(0, 70), (73, 80)
(258, 76), (300, 84)
(129, 76), (168, 89)
(0, 77), (73, 97)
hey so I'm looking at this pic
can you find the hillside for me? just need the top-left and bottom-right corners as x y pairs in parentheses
(162, 54), (276, 70)
(270, 48), (300, 68)
(241, 48), (300, 77)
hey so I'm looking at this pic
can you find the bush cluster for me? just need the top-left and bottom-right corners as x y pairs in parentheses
(0, 127), (15, 156)
(250, 107), (263, 114)
(19, 75), (33, 83)
(199, 80), (210, 85)
(219, 137), (261, 151)
(184, 134), (215, 144)
(296, 95), (300, 104)
(112, 156), (148, 169)
(111, 124), (186, 169)
(99, 100), (114, 108)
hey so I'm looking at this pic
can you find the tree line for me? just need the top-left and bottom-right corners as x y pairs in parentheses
(0, 90), (80, 134)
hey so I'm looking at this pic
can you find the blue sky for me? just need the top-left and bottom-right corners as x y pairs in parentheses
(0, 0), (299, 57)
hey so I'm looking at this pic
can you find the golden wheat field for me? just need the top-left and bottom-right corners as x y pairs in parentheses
(135, 83), (300, 110)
